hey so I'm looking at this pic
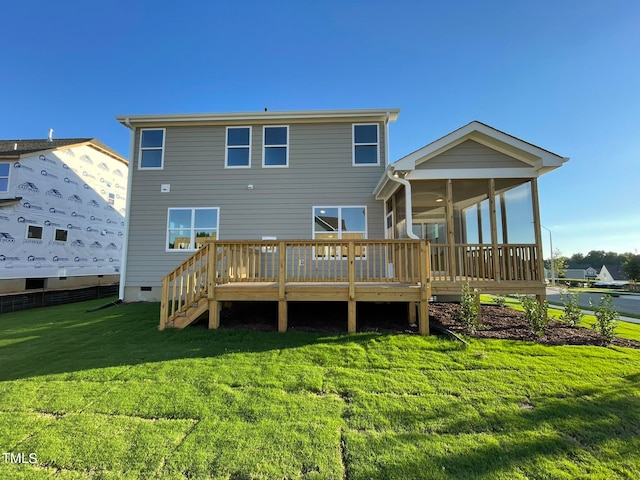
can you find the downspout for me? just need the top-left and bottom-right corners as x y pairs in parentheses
(118, 118), (136, 301)
(384, 110), (418, 239)
(386, 167), (419, 239)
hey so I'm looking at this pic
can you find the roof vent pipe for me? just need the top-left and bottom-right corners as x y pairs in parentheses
(14, 143), (18, 150)
(47, 129), (54, 142)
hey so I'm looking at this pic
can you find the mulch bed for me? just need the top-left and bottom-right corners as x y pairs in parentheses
(213, 301), (640, 349)
(429, 303), (640, 350)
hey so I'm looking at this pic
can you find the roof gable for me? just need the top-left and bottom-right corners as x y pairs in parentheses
(393, 121), (568, 174)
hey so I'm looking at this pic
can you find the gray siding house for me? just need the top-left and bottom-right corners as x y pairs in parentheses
(116, 110), (567, 334)
(116, 109), (399, 302)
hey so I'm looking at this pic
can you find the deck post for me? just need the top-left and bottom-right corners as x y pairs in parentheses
(278, 241), (287, 332)
(446, 179), (456, 282)
(489, 179), (501, 282)
(408, 302), (417, 324)
(418, 239), (430, 335)
(207, 243), (220, 329)
(208, 300), (220, 329)
(530, 178), (545, 284)
(347, 240), (356, 333)
(160, 276), (169, 330)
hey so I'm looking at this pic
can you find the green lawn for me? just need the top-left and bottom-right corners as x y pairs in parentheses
(1, 298), (640, 479)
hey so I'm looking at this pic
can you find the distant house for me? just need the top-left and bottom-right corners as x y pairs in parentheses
(0, 138), (128, 294)
(565, 263), (598, 280)
(116, 109), (568, 333)
(598, 264), (628, 283)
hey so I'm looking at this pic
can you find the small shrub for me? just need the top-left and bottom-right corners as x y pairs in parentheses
(457, 283), (481, 333)
(589, 295), (618, 344)
(519, 296), (550, 337)
(494, 295), (507, 308)
(560, 292), (583, 327)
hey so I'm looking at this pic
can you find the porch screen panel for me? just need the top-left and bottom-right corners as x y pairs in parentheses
(494, 179), (535, 244)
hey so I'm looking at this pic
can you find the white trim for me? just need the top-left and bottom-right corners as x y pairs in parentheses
(406, 168), (538, 180)
(225, 126), (252, 169)
(165, 207), (220, 252)
(262, 125), (289, 168)
(116, 109), (401, 127)
(119, 123), (136, 300)
(138, 128), (166, 170)
(0, 161), (11, 194)
(352, 123), (380, 166)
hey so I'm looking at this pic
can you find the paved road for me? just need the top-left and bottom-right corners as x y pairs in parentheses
(547, 288), (640, 317)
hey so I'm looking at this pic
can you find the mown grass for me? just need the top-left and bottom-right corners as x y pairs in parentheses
(1, 298), (640, 479)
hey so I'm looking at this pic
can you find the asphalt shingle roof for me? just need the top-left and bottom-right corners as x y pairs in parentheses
(0, 138), (93, 156)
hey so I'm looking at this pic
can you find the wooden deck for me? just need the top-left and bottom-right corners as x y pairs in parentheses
(159, 239), (544, 334)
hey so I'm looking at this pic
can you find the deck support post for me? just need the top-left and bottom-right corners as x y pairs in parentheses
(347, 241), (357, 333)
(278, 241), (287, 332)
(408, 302), (417, 324)
(418, 239), (430, 335)
(208, 300), (220, 329)
(278, 300), (288, 332)
(160, 276), (169, 331)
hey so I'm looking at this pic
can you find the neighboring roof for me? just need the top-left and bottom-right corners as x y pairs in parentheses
(566, 262), (597, 270)
(116, 108), (400, 128)
(601, 264), (628, 281)
(0, 138), (127, 164)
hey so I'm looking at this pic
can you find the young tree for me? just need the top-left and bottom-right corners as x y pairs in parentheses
(623, 254), (640, 283)
(545, 249), (569, 279)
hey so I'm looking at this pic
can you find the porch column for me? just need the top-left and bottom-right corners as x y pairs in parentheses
(530, 178), (546, 293)
(446, 179), (456, 281)
(488, 179), (501, 282)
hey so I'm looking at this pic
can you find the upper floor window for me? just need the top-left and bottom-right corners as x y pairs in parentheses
(139, 128), (165, 170)
(353, 124), (379, 166)
(167, 207), (219, 251)
(0, 163), (10, 192)
(263, 126), (288, 167)
(226, 127), (251, 168)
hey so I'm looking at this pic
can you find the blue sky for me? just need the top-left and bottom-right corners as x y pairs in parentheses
(3, 0), (639, 257)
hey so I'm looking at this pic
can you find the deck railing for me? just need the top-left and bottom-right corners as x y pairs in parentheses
(160, 244), (210, 328)
(160, 240), (540, 328)
(213, 239), (424, 283)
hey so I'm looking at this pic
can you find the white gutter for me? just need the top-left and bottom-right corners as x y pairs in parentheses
(118, 118), (136, 301)
(386, 167), (419, 239)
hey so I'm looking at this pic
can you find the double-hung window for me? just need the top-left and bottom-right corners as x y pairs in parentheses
(139, 129), (165, 169)
(0, 163), (10, 192)
(263, 126), (288, 167)
(353, 124), (379, 166)
(167, 207), (219, 251)
(313, 206), (367, 258)
(226, 127), (251, 168)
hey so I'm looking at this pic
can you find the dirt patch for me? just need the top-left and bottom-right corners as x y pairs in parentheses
(213, 301), (640, 349)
